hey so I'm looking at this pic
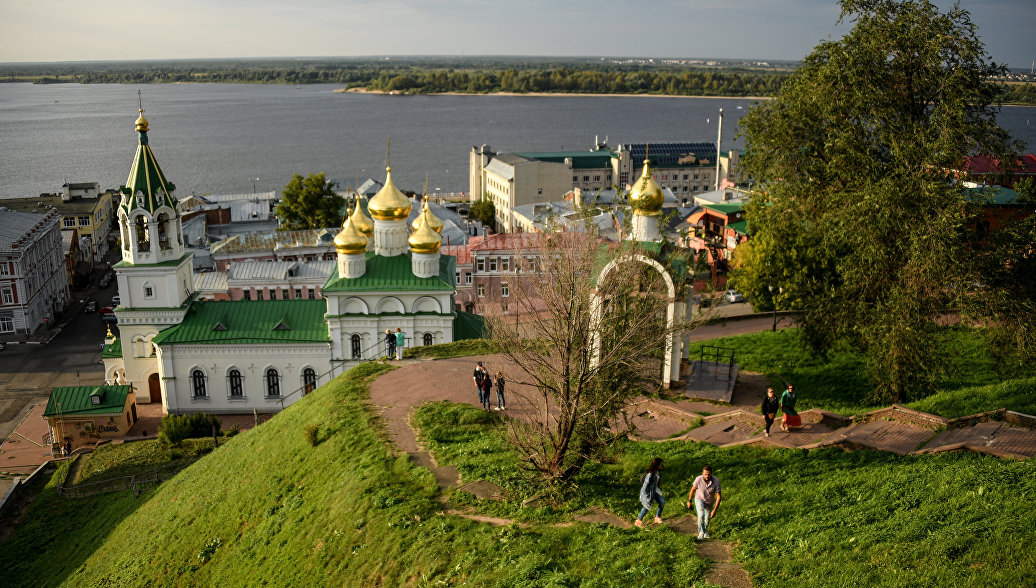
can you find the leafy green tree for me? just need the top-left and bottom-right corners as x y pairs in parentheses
(469, 198), (496, 232)
(1015, 177), (1036, 204)
(275, 173), (345, 230)
(735, 0), (1017, 402)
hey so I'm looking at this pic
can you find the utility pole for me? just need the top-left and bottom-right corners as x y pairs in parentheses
(715, 108), (724, 191)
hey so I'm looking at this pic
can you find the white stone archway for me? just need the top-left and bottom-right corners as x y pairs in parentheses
(590, 253), (679, 388)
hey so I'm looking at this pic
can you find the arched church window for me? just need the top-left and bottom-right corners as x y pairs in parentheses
(351, 334), (361, 359)
(156, 213), (170, 249)
(191, 369), (207, 398)
(134, 215), (150, 251)
(265, 368), (280, 397)
(423, 333), (433, 346)
(303, 368), (317, 394)
(228, 369), (243, 397)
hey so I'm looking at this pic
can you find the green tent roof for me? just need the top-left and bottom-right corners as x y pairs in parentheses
(119, 119), (178, 216)
(702, 203), (745, 215)
(966, 186), (1021, 205)
(44, 386), (132, 417)
(515, 150), (616, 170)
(152, 300), (329, 346)
(102, 337), (122, 359)
(323, 252), (455, 293)
(454, 311), (486, 340)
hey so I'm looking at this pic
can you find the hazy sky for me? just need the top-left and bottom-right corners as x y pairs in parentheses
(2, 0), (1033, 68)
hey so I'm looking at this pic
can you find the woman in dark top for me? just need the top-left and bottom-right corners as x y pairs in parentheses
(385, 329), (395, 359)
(761, 386), (780, 437)
(494, 371), (506, 411)
(480, 374), (493, 411)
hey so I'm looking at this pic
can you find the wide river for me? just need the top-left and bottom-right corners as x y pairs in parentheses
(1, 83), (1033, 198)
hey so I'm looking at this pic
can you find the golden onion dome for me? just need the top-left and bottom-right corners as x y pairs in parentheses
(134, 109), (149, 132)
(408, 208), (442, 254)
(367, 166), (412, 221)
(349, 196), (374, 237)
(411, 196), (444, 234)
(628, 159), (664, 216)
(334, 216), (368, 255)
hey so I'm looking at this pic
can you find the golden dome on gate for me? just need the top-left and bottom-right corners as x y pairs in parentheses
(349, 196), (374, 237)
(334, 216), (368, 255)
(628, 159), (664, 216)
(408, 208), (442, 254)
(134, 109), (149, 132)
(367, 166), (412, 221)
(411, 196), (443, 234)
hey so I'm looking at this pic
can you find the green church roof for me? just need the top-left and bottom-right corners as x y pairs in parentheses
(44, 385), (132, 417)
(119, 114), (178, 215)
(102, 337), (122, 359)
(323, 252), (455, 293)
(151, 300), (329, 346)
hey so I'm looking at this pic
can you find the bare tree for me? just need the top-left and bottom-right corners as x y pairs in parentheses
(483, 227), (697, 489)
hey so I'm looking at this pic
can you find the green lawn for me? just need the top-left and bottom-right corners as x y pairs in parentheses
(0, 362), (709, 587)
(692, 327), (1034, 416)
(414, 401), (1036, 587)
(74, 438), (216, 486)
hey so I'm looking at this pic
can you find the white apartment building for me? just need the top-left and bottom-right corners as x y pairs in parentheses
(0, 209), (70, 336)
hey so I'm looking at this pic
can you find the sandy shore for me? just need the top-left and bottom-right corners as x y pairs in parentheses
(334, 87), (772, 101)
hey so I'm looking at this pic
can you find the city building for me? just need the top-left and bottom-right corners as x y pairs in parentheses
(102, 109), (467, 414)
(0, 209), (69, 336)
(950, 153), (1036, 188)
(43, 385), (137, 452)
(1, 182), (117, 266)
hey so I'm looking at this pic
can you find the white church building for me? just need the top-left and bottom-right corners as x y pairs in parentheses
(103, 110), (460, 414)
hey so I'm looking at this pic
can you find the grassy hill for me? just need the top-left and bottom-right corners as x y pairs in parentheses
(0, 363), (708, 587)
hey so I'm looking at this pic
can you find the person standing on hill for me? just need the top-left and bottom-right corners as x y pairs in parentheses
(480, 371), (493, 410)
(762, 387), (780, 436)
(686, 465), (721, 539)
(780, 384), (799, 432)
(494, 371), (506, 411)
(473, 361), (488, 406)
(394, 328), (406, 360)
(385, 329), (395, 359)
(635, 458), (665, 527)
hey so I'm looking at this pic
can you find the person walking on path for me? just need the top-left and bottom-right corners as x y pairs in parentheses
(394, 328), (406, 360)
(762, 387), (780, 437)
(686, 465), (721, 539)
(480, 372), (493, 410)
(635, 458), (665, 527)
(494, 371), (506, 411)
(780, 384), (799, 432)
(385, 329), (395, 360)
(473, 362), (488, 406)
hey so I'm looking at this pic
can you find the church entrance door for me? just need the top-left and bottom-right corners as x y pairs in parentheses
(148, 373), (161, 403)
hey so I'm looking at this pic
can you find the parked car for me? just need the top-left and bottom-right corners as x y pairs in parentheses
(99, 273), (114, 288)
(726, 290), (745, 303)
(111, 295), (121, 307)
(100, 306), (117, 322)
(84, 300), (97, 313)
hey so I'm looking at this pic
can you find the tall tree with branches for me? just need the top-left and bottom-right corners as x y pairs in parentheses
(483, 227), (695, 490)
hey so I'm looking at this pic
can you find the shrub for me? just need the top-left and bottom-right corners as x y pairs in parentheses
(304, 424), (319, 447)
(158, 412), (221, 445)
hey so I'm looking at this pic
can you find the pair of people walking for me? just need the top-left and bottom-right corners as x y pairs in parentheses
(634, 459), (722, 540)
(472, 361), (505, 411)
(384, 328), (406, 360)
(761, 384), (800, 435)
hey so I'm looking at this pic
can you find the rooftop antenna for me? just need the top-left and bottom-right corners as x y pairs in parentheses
(423, 173), (429, 197)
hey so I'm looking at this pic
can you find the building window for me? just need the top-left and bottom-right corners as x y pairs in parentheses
(477, 284), (486, 298)
(704, 173), (710, 180)
(303, 367), (317, 394)
(693, 174), (699, 180)
(294, 288), (302, 299)
(228, 369), (243, 398)
(682, 186), (688, 192)
(465, 272), (472, 285)
(489, 258), (497, 272)
(0, 317), (12, 333)
(476, 258), (485, 272)
(192, 369), (207, 398)
(455, 271), (461, 285)
(243, 290), (251, 301)
(78, 216), (91, 226)
(265, 368), (280, 397)
(144, 286), (154, 298)
(0, 263), (7, 276)
(1, 287), (13, 305)
(423, 333), (433, 346)
(694, 186), (700, 192)
(594, 175), (601, 182)
(63, 217), (76, 228)
(501, 257), (510, 272)
(583, 175), (589, 182)
(501, 304), (509, 313)
(501, 282), (509, 297)
(351, 334), (361, 359)
(307, 288), (315, 300)
(683, 174), (689, 180)
(572, 175), (578, 182)
(256, 289), (264, 301)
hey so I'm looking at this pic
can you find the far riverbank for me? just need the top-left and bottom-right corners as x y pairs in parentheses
(337, 87), (774, 101)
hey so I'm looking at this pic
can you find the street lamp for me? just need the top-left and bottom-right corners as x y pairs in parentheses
(768, 284), (783, 332)
(253, 177), (260, 194)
